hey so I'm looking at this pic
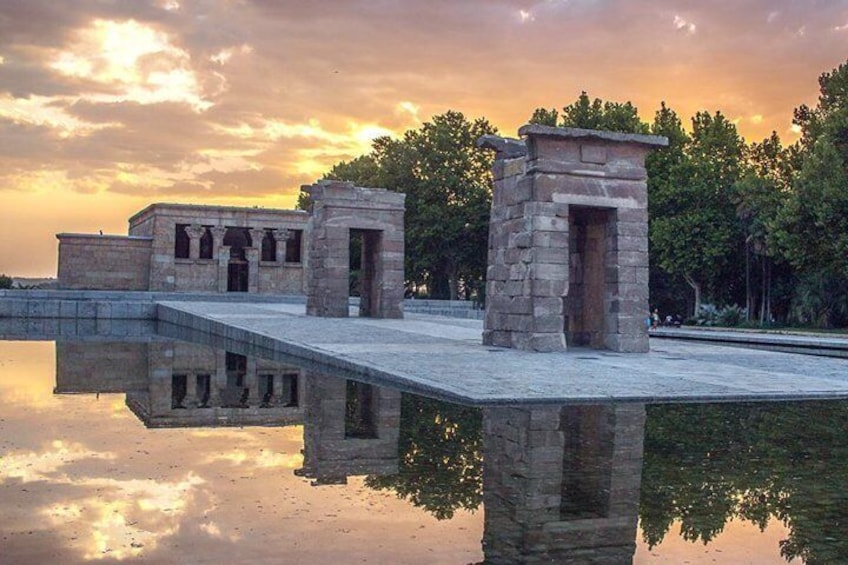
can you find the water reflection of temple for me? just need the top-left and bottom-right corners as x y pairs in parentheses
(296, 374), (401, 485)
(482, 404), (646, 564)
(53, 339), (649, 560)
(54, 340), (305, 428)
(126, 343), (306, 428)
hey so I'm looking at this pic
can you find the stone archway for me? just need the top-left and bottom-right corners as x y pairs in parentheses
(304, 180), (405, 319)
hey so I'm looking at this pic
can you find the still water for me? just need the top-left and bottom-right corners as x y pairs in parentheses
(1, 327), (837, 563)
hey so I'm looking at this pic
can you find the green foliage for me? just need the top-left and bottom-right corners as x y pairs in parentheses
(772, 60), (848, 326)
(0, 273), (12, 289)
(322, 110), (496, 299)
(649, 109), (746, 315)
(530, 91), (649, 133)
(529, 107), (558, 126)
(364, 394), (483, 520)
(693, 303), (746, 326)
(641, 401), (848, 562)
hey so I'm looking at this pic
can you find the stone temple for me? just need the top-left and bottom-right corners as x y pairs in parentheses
(479, 125), (668, 353)
(57, 203), (308, 294)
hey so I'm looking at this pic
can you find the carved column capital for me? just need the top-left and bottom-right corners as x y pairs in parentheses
(271, 228), (290, 242)
(185, 224), (206, 240)
(248, 228), (267, 249)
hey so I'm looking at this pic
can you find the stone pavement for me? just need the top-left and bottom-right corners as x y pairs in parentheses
(156, 301), (848, 405)
(652, 327), (848, 358)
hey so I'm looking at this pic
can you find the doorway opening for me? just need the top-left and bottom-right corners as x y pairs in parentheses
(566, 207), (612, 348)
(350, 229), (383, 318)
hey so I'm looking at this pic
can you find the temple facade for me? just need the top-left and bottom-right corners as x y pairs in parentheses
(56, 203), (309, 294)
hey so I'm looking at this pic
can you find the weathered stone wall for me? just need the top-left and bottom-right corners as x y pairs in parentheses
(130, 203), (308, 294)
(56, 234), (153, 290)
(305, 180), (405, 318)
(482, 404), (646, 564)
(55, 341), (149, 393)
(258, 264), (304, 294)
(481, 126), (666, 352)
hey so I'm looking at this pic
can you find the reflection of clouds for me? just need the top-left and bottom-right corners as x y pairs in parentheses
(0, 342), (59, 410)
(42, 474), (206, 560)
(205, 449), (303, 469)
(1, 437), (208, 560)
(0, 440), (116, 483)
(191, 425), (304, 469)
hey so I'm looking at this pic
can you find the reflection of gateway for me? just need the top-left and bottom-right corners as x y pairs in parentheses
(482, 404), (646, 564)
(296, 373), (401, 485)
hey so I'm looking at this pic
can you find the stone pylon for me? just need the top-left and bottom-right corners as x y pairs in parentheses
(480, 125), (668, 352)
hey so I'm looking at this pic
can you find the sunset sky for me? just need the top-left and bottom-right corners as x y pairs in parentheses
(1, 0), (847, 277)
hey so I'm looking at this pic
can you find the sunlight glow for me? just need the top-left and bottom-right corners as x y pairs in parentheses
(50, 19), (211, 111)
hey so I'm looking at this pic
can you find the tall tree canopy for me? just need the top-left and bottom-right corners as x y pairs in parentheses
(311, 110), (496, 299)
(650, 110), (746, 315)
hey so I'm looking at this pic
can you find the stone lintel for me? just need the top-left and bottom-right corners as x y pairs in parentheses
(304, 180), (406, 210)
(517, 124), (668, 149)
(477, 134), (528, 159)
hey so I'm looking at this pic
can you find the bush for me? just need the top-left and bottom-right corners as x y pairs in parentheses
(0, 273), (13, 289)
(695, 304), (746, 327)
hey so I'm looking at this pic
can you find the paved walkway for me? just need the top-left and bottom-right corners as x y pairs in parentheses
(156, 301), (848, 405)
(652, 327), (848, 357)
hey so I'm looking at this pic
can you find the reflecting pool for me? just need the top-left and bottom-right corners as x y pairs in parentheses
(2, 328), (839, 563)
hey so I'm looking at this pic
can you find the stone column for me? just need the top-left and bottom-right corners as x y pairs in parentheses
(211, 350), (226, 407)
(249, 228), (266, 255)
(217, 246), (231, 292)
(246, 247), (260, 293)
(209, 226), (227, 260)
(183, 374), (198, 408)
(185, 224), (206, 259)
(273, 374), (285, 403)
(272, 228), (289, 263)
(245, 358), (258, 405)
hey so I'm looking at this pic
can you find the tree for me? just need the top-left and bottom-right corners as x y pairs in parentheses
(645, 103), (694, 317)
(316, 111), (497, 299)
(734, 132), (795, 324)
(364, 394), (483, 520)
(774, 60), (848, 327)
(0, 273), (12, 289)
(530, 91), (649, 133)
(640, 401), (848, 562)
(650, 110), (746, 316)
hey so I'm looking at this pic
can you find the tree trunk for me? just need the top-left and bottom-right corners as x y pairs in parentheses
(745, 240), (751, 321)
(448, 273), (458, 301)
(684, 275), (701, 318)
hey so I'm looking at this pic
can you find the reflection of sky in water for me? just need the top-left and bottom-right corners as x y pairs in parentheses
(0, 340), (812, 563)
(0, 341), (483, 563)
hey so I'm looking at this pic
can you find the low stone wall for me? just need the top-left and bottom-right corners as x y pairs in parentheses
(0, 290), (484, 321)
(57, 234), (153, 290)
(0, 290), (306, 320)
(402, 299), (484, 320)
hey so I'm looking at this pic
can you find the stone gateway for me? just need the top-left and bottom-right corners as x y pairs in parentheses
(479, 125), (668, 353)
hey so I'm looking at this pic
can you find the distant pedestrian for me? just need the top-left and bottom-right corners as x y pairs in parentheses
(651, 309), (660, 329)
